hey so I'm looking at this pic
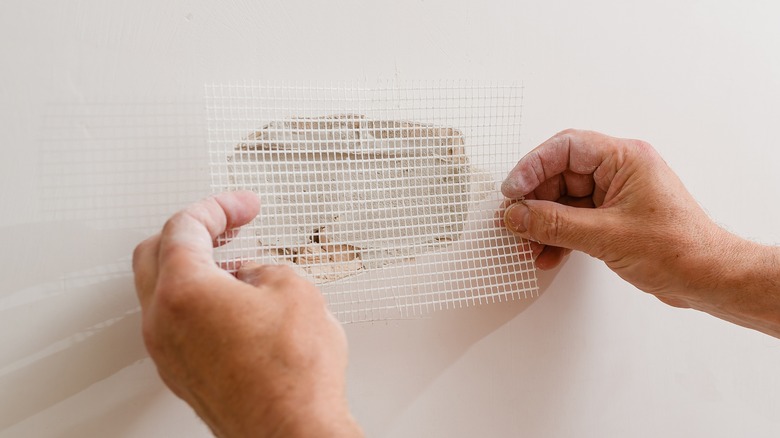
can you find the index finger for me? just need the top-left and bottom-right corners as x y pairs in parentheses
(501, 129), (623, 199)
(158, 191), (260, 275)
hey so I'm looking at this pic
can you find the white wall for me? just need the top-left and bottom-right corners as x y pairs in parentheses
(2, 1), (780, 436)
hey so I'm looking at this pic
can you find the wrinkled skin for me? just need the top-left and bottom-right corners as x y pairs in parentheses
(132, 192), (362, 438)
(502, 129), (780, 337)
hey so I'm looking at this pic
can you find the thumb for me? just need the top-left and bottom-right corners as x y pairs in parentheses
(504, 200), (610, 256)
(235, 261), (269, 287)
(236, 261), (310, 288)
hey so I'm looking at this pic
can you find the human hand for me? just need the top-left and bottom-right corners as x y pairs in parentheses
(132, 192), (362, 438)
(501, 129), (747, 309)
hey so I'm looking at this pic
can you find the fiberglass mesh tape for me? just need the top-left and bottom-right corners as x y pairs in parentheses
(206, 81), (537, 323)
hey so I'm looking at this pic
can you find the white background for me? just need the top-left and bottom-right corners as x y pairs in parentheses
(2, 1), (780, 436)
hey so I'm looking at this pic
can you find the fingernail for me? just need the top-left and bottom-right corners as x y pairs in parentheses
(500, 177), (525, 197)
(501, 167), (532, 197)
(504, 203), (530, 234)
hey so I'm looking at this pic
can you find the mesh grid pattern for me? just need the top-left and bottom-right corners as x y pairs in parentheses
(206, 81), (537, 323)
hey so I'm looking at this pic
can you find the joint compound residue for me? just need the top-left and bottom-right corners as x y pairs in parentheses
(229, 114), (493, 284)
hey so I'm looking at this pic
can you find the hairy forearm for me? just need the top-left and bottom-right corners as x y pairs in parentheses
(204, 406), (362, 438)
(203, 391), (363, 438)
(273, 408), (363, 438)
(690, 233), (780, 338)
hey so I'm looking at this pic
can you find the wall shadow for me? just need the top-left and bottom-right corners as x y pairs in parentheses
(344, 257), (564, 434)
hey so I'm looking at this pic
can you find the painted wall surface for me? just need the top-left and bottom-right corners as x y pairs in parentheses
(2, 1), (780, 436)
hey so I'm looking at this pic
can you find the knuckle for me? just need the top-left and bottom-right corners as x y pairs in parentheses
(161, 212), (186, 236)
(158, 244), (191, 268)
(153, 276), (197, 316)
(288, 275), (323, 299)
(631, 139), (651, 149)
(549, 131), (570, 150)
(554, 128), (581, 147)
(132, 242), (148, 271)
(285, 279), (325, 306)
(629, 139), (656, 156)
(253, 265), (319, 293)
(161, 201), (211, 235)
(235, 264), (259, 282)
(530, 206), (564, 244)
(132, 236), (158, 268)
(556, 128), (579, 137)
(270, 264), (297, 276)
(257, 264), (296, 282)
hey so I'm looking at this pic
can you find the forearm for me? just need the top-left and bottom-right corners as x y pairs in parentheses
(689, 233), (780, 338)
(204, 406), (362, 438)
(273, 405), (363, 438)
(201, 388), (362, 438)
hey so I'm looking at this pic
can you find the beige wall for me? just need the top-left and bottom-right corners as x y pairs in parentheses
(2, 1), (780, 436)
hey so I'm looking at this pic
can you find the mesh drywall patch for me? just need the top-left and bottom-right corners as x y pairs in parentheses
(206, 81), (537, 323)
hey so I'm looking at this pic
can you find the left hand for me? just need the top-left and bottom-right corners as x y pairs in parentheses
(132, 192), (362, 438)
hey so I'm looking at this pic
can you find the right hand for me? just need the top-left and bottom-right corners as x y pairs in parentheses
(501, 129), (744, 308)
